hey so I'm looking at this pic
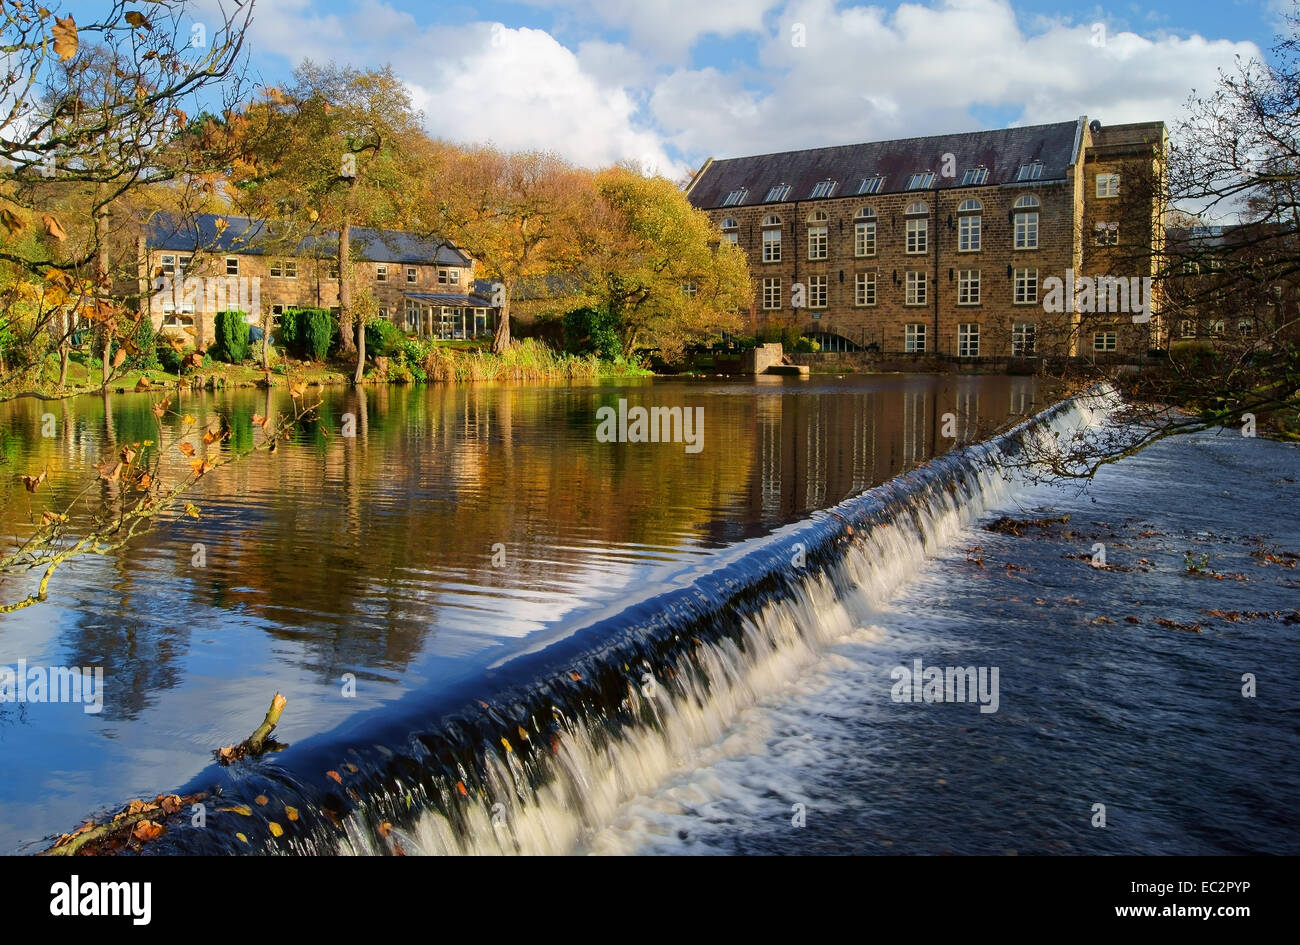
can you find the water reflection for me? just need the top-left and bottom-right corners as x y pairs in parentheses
(0, 373), (1048, 852)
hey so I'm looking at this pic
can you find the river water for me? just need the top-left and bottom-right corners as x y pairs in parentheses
(0, 374), (1045, 853)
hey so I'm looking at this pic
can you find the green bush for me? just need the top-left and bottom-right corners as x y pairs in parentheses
(213, 310), (251, 363)
(125, 317), (160, 371)
(281, 307), (337, 361)
(364, 318), (407, 359)
(793, 336), (821, 353)
(563, 306), (621, 361)
(156, 338), (185, 374)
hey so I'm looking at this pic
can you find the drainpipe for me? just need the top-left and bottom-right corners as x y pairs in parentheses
(932, 187), (941, 361)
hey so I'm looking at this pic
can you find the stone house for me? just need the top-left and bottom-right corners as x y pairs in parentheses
(139, 213), (498, 349)
(685, 117), (1167, 363)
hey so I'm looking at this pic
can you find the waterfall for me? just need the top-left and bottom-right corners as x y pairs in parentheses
(144, 388), (1112, 856)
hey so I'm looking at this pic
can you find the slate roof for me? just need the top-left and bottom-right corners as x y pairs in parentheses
(405, 291), (496, 307)
(686, 119), (1084, 210)
(144, 213), (470, 266)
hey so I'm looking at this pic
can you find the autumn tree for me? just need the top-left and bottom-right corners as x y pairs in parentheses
(225, 63), (426, 380)
(419, 144), (587, 354)
(0, 1), (252, 400)
(569, 166), (752, 359)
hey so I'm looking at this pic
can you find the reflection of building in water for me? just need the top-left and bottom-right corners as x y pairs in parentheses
(902, 389), (929, 467)
(804, 401), (827, 509)
(954, 388), (979, 443)
(757, 395), (783, 517)
(849, 394), (877, 493)
(1009, 380), (1031, 418)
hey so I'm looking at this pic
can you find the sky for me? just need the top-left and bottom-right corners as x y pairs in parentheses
(75, 0), (1294, 179)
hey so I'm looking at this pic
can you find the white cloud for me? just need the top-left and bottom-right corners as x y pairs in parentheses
(652, 0), (1261, 161)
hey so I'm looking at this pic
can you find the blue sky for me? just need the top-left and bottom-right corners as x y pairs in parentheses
(65, 0), (1291, 176)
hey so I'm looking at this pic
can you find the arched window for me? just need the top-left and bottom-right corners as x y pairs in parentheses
(721, 217), (738, 229)
(807, 210), (828, 259)
(905, 202), (928, 254)
(958, 199), (982, 252)
(720, 217), (739, 245)
(762, 214), (782, 227)
(1013, 195), (1039, 249)
(854, 208), (876, 257)
(762, 216), (782, 262)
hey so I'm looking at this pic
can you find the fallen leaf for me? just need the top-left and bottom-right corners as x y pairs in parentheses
(268, 821), (283, 837)
(378, 822), (393, 837)
(217, 805), (252, 816)
(326, 770), (342, 784)
(178, 442), (195, 457)
(0, 208), (26, 233)
(131, 820), (164, 842)
(285, 806), (299, 822)
(254, 795), (268, 806)
(343, 762), (358, 773)
(134, 376), (152, 391)
(41, 214), (67, 241)
(158, 794), (182, 815)
(456, 781), (468, 796)
(236, 832), (248, 844)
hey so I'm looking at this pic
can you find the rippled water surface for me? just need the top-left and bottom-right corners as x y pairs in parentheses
(0, 374), (1045, 853)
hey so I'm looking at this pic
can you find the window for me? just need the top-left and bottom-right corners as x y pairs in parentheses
(906, 271), (927, 305)
(178, 254), (192, 273)
(855, 272), (876, 306)
(809, 275), (828, 308)
(721, 218), (739, 244)
(762, 228), (782, 262)
(1209, 319), (1225, 336)
(807, 210), (828, 259)
(1016, 161), (1043, 181)
(854, 208), (876, 256)
(958, 269), (980, 305)
(1013, 195), (1039, 249)
(1238, 318), (1254, 337)
(762, 278), (781, 309)
(438, 269), (450, 284)
(858, 175), (885, 195)
(1095, 173), (1120, 198)
(722, 188), (748, 207)
(961, 166), (989, 186)
(1012, 322), (1036, 356)
(683, 281), (698, 298)
(407, 267), (418, 283)
(270, 259), (297, 278)
(270, 303), (285, 326)
(1178, 319), (1195, 339)
(225, 257), (239, 276)
(376, 264), (388, 282)
(1095, 222), (1119, 246)
(905, 323), (927, 353)
(906, 171), (935, 190)
(958, 323), (980, 357)
(809, 180), (837, 199)
(327, 262), (340, 280)
(905, 202), (928, 255)
(761, 214), (782, 227)
(1093, 331), (1118, 352)
(764, 183), (791, 202)
(449, 269), (460, 285)
(1014, 267), (1038, 304)
(958, 199), (982, 252)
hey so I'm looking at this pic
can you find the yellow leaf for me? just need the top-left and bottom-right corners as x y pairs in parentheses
(235, 832), (248, 843)
(183, 503), (200, 519)
(124, 11), (151, 30)
(285, 806), (299, 822)
(52, 15), (77, 61)
(500, 737), (512, 753)
(254, 795), (268, 806)
(268, 822), (283, 837)
(182, 414), (195, 425)
(217, 805), (252, 816)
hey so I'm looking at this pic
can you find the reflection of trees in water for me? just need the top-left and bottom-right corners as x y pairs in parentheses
(0, 377), (1046, 709)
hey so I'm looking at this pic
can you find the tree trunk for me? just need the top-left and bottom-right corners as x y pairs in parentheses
(338, 220), (356, 355)
(353, 315), (365, 384)
(491, 292), (511, 354)
(94, 203), (111, 388)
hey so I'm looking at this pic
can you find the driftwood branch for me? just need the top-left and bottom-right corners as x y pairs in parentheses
(217, 692), (288, 763)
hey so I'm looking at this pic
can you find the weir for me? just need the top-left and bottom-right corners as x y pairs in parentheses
(141, 388), (1111, 856)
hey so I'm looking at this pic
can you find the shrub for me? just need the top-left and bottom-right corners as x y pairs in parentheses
(156, 338), (185, 374)
(281, 307), (336, 361)
(364, 318), (407, 359)
(563, 306), (622, 361)
(793, 336), (821, 353)
(212, 310), (251, 363)
(126, 318), (160, 371)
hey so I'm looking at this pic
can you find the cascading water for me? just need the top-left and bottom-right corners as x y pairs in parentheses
(142, 388), (1112, 856)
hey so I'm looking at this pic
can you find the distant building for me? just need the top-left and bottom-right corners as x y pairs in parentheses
(685, 117), (1167, 362)
(140, 213), (498, 348)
